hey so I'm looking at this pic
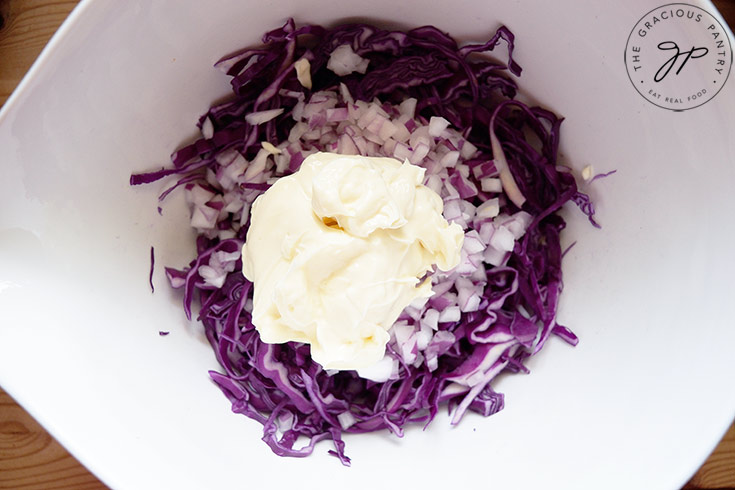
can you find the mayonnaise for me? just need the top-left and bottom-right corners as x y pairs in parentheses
(241, 152), (463, 371)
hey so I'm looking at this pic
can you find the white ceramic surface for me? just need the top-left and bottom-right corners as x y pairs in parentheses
(1, 1), (734, 489)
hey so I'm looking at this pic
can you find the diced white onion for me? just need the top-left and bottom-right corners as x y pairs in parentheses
(582, 164), (594, 181)
(337, 411), (357, 430)
(293, 58), (312, 89)
(245, 108), (284, 125)
(398, 97), (417, 118)
(327, 44), (370, 76)
(480, 177), (503, 193)
(489, 225), (515, 252)
(261, 141), (282, 155)
(421, 309), (440, 331)
(438, 306), (461, 323)
(428, 116), (450, 137)
(476, 198), (500, 219)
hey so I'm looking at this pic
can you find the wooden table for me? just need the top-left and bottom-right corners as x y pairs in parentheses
(1, 1), (734, 488)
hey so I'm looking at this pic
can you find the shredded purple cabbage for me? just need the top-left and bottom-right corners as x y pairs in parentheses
(149, 246), (155, 293)
(131, 20), (594, 465)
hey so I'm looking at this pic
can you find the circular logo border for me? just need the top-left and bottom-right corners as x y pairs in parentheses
(624, 3), (733, 111)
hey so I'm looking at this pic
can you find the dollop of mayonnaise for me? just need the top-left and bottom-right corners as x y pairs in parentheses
(241, 152), (463, 370)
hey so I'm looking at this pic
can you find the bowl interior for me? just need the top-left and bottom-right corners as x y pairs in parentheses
(1, 1), (734, 489)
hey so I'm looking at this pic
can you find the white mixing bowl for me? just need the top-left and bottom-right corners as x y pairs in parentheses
(1, 1), (734, 488)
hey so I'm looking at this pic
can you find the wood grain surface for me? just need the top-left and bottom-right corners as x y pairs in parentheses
(1, 1), (734, 489)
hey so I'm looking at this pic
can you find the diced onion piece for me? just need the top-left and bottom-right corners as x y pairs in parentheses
(187, 184), (215, 206)
(462, 230), (486, 255)
(422, 309), (440, 331)
(424, 174), (442, 195)
(480, 177), (503, 193)
(476, 198), (500, 219)
(339, 83), (353, 105)
(483, 246), (507, 266)
(377, 120), (397, 140)
(326, 107), (349, 122)
(190, 204), (219, 229)
(356, 104), (378, 130)
(440, 151), (460, 168)
(438, 306), (461, 323)
(416, 325), (433, 350)
(243, 149), (269, 181)
(261, 141), (282, 155)
(198, 265), (227, 288)
(443, 200), (462, 222)
(428, 116), (450, 137)
(393, 142), (411, 161)
(356, 355), (397, 383)
(327, 44), (370, 76)
(293, 58), (312, 89)
(409, 142), (430, 164)
(582, 164), (594, 181)
(246, 108), (284, 125)
(337, 411), (357, 430)
(460, 140), (477, 159)
(500, 211), (533, 239)
(398, 97), (417, 118)
(456, 277), (481, 312)
(489, 225), (515, 252)
(392, 121), (411, 143)
(338, 134), (359, 155)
